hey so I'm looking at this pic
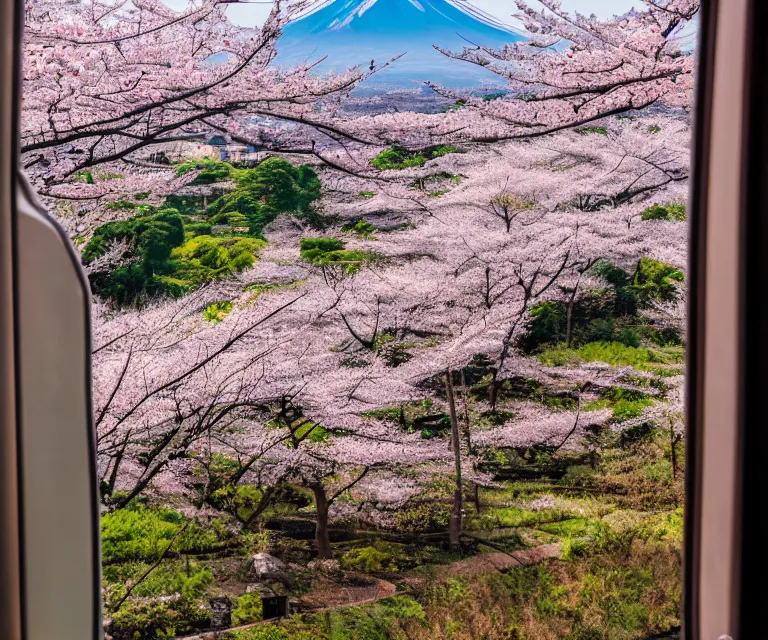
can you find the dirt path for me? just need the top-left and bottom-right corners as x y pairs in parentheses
(175, 578), (400, 639)
(174, 543), (561, 639)
(439, 542), (562, 577)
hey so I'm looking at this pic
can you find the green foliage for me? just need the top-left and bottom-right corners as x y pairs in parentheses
(341, 219), (376, 237)
(574, 126), (608, 135)
(322, 596), (426, 640)
(357, 191), (376, 199)
(339, 541), (405, 573)
(561, 536), (590, 560)
(394, 501), (451, 534)
(203, 300), (233, 325)
(442, 98), (466, 111)
(164, 235), (264, 290)
(176, 158), (233, 184)
(185, 222), (213, 237)
(231, 592), (264, 625)
(648, 124), (662, 134)
(206, 158), (321, 236)
(85, 159), (320, 306)
(224, 618), (324, 640)
(101, 504), (221, 564)
(520, 256), (684, 354)
(641, 202), (686, 221)
(299, 237), (375, 274)
(369, 144), (460, 170)
(539, 342), (684, 373)
(632, 257), (684, 305)
(76, 170), (95, 184)
(84, 208), (188, 305)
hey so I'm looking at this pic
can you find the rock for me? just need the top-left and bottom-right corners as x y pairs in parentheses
(252, 552), (288, 580)
(209, 596), (232, 629)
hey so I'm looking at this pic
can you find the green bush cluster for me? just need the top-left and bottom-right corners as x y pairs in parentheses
(84, 208), (186, 306)
(641, 202), (686, 221)
(84, 207), (264, 306)
(341, 219), (376, 237)
(339, 541), (405, 573)
(84, 158), (321, 306)
(574, 126), (608, 135)
(299, 237), (375, 274)
(207, 159), (321, 236)
(231, 592), (264, 625)
(369, 144), (460, 170)
(176, 157), (233, 184)
(394, 501), (451, 534)
(519, 257), (684, 354)
(110, 595), (211, 639)
(101, 504), (225, 565)
(203, 300), (233, 325)
(162, 235), (265, 290)
(538, 340), (682, 369)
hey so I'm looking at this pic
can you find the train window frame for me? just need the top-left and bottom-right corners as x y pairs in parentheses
(3, 0), (766, 638)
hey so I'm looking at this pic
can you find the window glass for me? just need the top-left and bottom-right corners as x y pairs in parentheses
(22, 0), (696, 637)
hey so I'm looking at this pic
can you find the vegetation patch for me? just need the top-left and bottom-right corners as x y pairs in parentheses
(341, 219), (376, 237)
(203, 300), (233, 325)
(300, 237), (377, 274)
(538, 340), (683, 370)
(574, 126), (608, 135)
(641, 202), (686, 221)
(370, 145), (461, 170)
(101, 504), (223, 564)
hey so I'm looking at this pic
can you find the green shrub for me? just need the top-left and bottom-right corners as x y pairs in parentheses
(299, 237), (375, 274)
(539, 341), (679, 369)
(339, 541), (405, 573)
(101, 505), (221, 564)
(574, 126), (607, 135)
(203, 301), (233, 325)
(641, 202), (686, 221)
(185, 222), (213, 237)
(224, 619), (321, 640)
(632, 257), (684, 305)
(561, 536), (590, 560)
(176, 158), (233, 184)
(202, 159), (321, 236)
(394, 502), (450, 534)
(369, 145), (460, 170)
(165, 235), (264, 290)
(231, 592), (264, 625)
(341, 219), (376, 237)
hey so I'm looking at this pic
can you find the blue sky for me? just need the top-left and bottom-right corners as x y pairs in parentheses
(164, 0), (639, 28)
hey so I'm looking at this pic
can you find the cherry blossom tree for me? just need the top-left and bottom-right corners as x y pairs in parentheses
(21, 0), (396, 187)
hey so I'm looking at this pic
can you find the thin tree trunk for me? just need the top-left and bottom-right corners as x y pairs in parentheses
(489, 368), (498, 412)
(669, 418), (680, 480)
(311, 484), (333, 559)
(460, 370), (480, 514)
(445, 369), (463, 550)
(566, 274), (582, 348)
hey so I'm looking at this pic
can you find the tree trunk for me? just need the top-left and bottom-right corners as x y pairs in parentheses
(311, 484), (333, 559)
(445, 369), (463, 550)
(460, 370), (480, 514)
(489, 368), (498, 412)
(669, 419), (681, 480)
(566, 276), (581, 348)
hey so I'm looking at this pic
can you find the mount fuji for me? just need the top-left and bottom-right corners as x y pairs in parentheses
(276, 0), (525, 90)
